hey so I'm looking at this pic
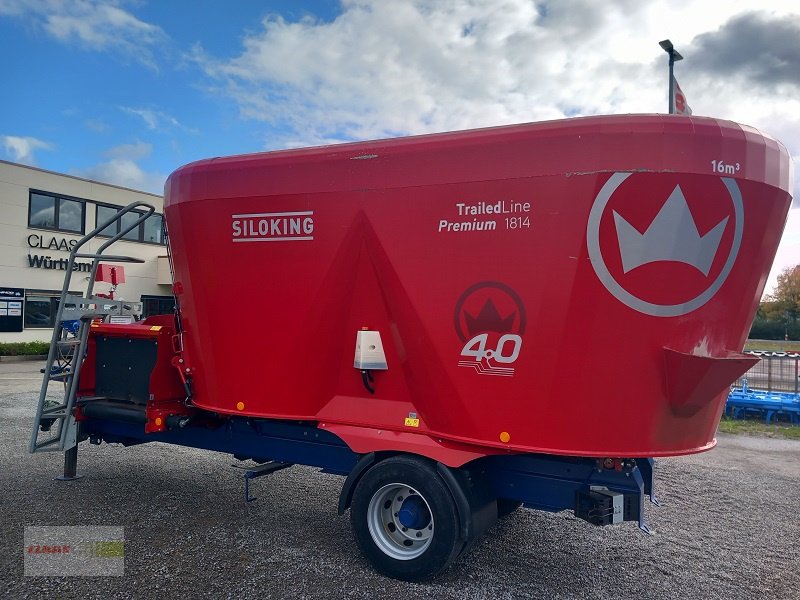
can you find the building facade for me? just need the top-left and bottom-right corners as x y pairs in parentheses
(0, 160), (173, 342)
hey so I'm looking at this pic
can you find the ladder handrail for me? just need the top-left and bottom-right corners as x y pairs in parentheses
(29, 201), (156, 454)
(84, 203), (156, 297)
(51, 202), (155, 340)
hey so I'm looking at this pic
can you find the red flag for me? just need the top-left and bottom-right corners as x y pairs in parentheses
(672, 76), (692, 115)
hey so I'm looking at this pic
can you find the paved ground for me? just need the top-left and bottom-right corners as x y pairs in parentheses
(2, 360), (799, 599)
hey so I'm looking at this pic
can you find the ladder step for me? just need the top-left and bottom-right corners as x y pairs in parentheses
(33, 445), (65, 453)
(57, 339), (82, 347)
(48, 372), (72, 381)
(33, 437), (63, 451)
(41, 409), (70, 419)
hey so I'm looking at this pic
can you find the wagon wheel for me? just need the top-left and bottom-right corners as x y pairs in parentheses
(350, 456), (463, 581)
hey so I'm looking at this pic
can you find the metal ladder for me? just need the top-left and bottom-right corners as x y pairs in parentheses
(29, 202), (156, 456)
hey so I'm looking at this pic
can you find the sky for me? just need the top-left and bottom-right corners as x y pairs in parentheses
(0, 0), (798, 295)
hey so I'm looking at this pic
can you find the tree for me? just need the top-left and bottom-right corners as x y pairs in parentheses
(763, 264), (800, 330)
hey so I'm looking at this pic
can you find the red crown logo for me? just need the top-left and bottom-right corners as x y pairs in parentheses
(454, 281), (527, 342)
(464, 299), (516, 336)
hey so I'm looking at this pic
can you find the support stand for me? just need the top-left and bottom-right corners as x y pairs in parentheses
(55, 445), (83, 481)
(232, 461), (292, 502)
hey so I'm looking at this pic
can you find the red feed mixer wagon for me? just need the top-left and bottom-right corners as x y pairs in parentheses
(31, 114), (794, 580)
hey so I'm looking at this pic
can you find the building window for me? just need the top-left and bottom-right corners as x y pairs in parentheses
(96, 205), (165, 245)
(141, 295), (175, 318)
(23, 290), (81, 329)
(143, 214), (165, 244)
(96, 205), (119, 237)
(24, 294), (57, 328)
(28, 191), (85, 234)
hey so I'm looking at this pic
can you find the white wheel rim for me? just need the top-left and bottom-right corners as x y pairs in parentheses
(366, 483), (434, 560)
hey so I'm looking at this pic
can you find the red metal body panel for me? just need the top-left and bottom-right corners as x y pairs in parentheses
(164, 115), (793, 458)
(78, 316), (186, 406)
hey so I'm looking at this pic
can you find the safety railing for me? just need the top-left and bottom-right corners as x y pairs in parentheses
(731, 352), (800, 394)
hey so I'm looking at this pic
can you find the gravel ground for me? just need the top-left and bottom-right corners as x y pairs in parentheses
(2, 360), (799, 599)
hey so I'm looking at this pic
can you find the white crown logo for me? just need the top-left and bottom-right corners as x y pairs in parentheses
(613, 185), (728, 276)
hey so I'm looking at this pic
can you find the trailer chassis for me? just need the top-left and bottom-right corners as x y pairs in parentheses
(71, 412), (657, 578)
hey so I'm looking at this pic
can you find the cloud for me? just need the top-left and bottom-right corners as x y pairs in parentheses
(75, 141), (165, 194)
(77, 158), (166, 195)
(0, 0), (166, 69)
(120, 106), (198, 133)
(1, 135), (53, 165)
(192, 0), (800, 152)
(104, 140), (152, 161)
(84, 118), (109, 133)
(192, 0), (651, 144)
(689, 12), (800, 91)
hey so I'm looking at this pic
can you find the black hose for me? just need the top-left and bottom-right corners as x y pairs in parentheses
(82, 401), (147, 424)
(361, 369), (375, 394)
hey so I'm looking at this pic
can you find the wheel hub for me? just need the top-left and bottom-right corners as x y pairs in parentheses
(366, 484), (434, 560)
(397, 494), (431, 530)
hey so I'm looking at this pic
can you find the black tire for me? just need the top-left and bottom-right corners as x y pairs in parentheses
(349, 455), (463, 581)
(496, 498), (523, 519)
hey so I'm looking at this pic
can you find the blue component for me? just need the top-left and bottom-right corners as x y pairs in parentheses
(80, 415), (657, 533)
(398, 496), (430, 529)
(61, 320), (80, 335)
(726, 387), (800, 424)
(636, 457), (660, 506)
(81, 416), (360, 475)
(480, 454), (656, 533)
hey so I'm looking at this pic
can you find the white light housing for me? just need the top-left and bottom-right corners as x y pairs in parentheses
(354, 330), (388, 370)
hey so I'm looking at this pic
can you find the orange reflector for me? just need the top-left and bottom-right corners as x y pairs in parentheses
(236, 402), (245, 411)
(500, 431), (510, 443)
